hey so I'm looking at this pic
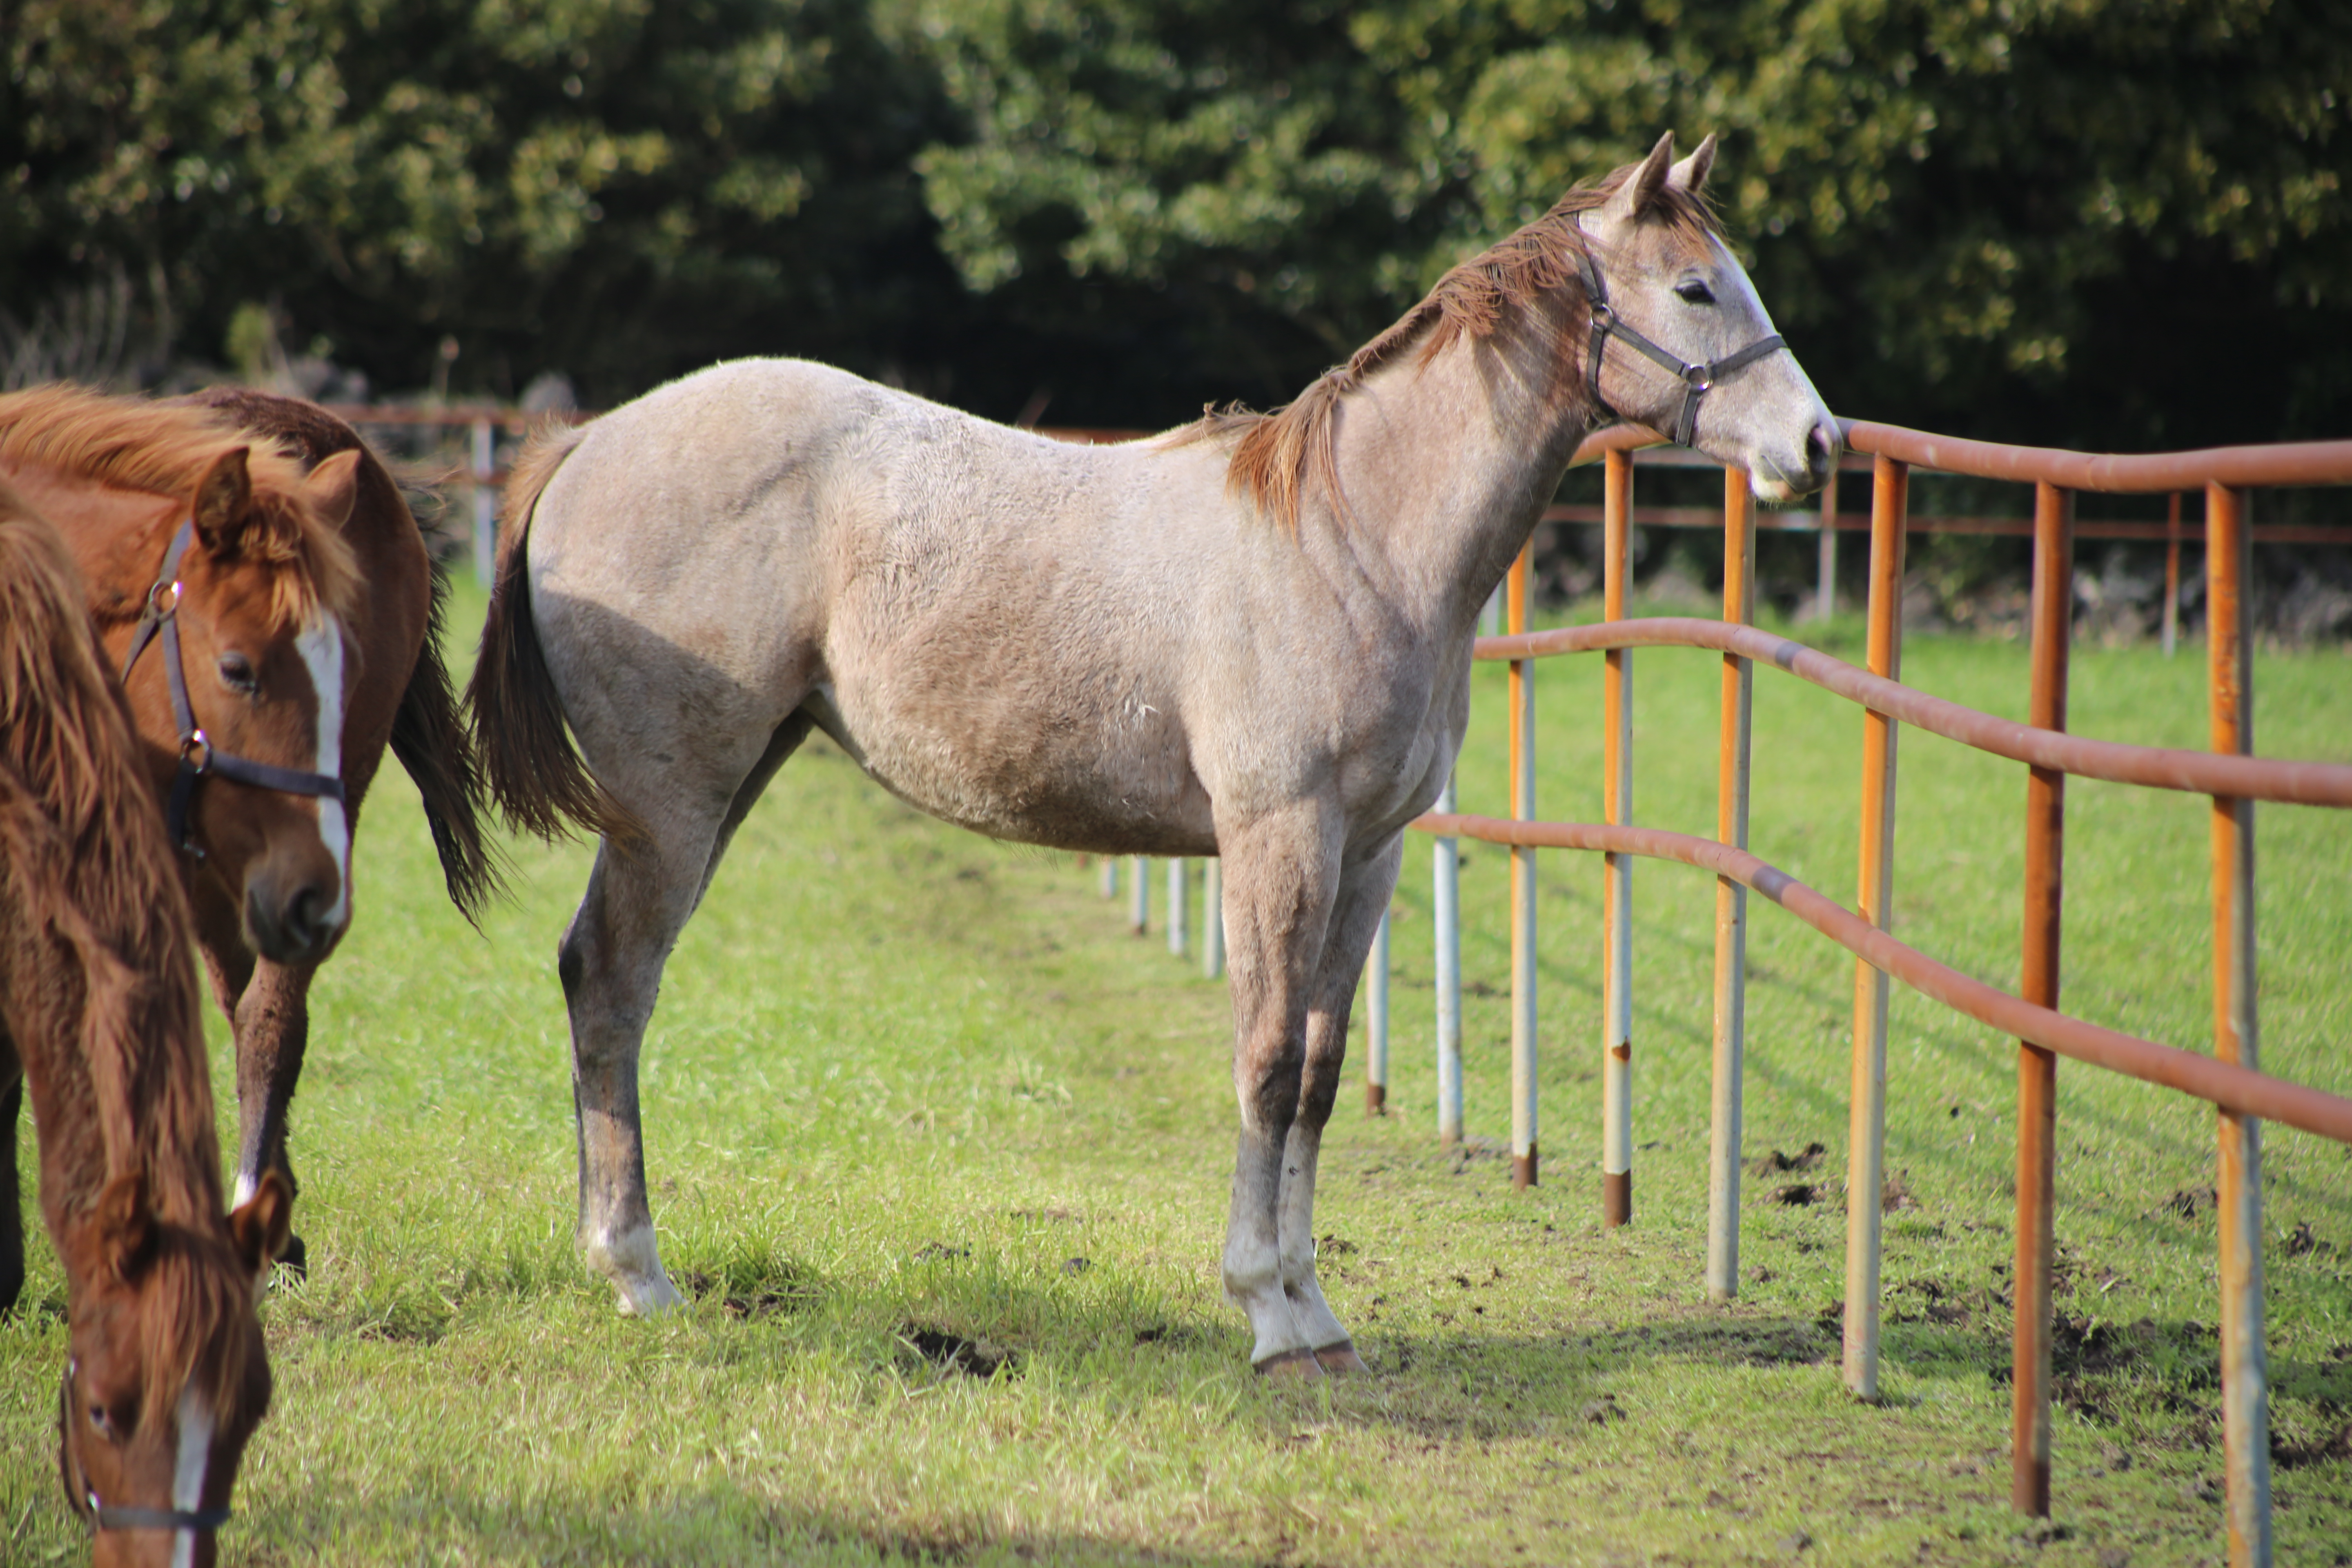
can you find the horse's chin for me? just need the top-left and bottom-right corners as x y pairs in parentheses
(1748, 468), (1807, 505)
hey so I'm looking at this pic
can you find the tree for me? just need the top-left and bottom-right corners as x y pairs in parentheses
(907, 0), (2352, 444)
(1, 0), (962, 403)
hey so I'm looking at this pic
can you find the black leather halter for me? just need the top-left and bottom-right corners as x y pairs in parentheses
(1575, 242), (1788, 448)
(117, 518), (347, 858)
(92, 1500), (233, 1533)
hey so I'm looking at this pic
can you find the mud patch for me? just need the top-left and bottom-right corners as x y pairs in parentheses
(1751, 1141), (1826, 1176)
(900, 1325), (1019, 1379)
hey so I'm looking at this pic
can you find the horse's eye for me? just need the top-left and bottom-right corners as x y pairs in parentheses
(217, 651), (258, 694)
(1675, 281), (1716, 305)
(88, 1403), (117, 1442)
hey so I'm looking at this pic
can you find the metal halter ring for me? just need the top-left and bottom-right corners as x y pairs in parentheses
(179, 730), (213, 774)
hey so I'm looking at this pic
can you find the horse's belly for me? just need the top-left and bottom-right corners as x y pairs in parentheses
(817, 688), (1214, 857)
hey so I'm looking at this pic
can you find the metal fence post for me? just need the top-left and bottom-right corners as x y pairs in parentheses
(1167, 858), (1188, 957)
(471, 416), (497, 586)
(1203, 858), (1225, 978)
(2014, 481), (2074, 1515)
(2163, 491), (2183, 659)
(1435, 771), (1464, 1149)
(1601, 448), (1635, 1225)
(1365, 909), (1390, 1114)
(1817, 465), (1839, 622)
(1707, 469), (1756, 1298)
(1101, 855), (1120, 898)
(1508, 537), (1539, 1188)
(1130, 856), (1149, 935)
(1844, 453), (1909, 1400)
(2208, 479), (2272, 1567)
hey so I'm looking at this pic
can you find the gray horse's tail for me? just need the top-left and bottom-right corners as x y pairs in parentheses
(466, 422), (647, 849)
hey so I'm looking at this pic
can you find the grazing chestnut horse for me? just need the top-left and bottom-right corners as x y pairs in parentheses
(474, 134), (1837, 1371)
(0, 385), (495, 1273)
(0, 481), (292, 1567)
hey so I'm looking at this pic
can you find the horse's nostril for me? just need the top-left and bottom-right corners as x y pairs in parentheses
(287, 888), (327, 945)
(1808, 421), (1840, 481)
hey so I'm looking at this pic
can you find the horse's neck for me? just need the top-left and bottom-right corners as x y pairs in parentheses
(9, 947), (223, 1236)
(0, 459), (182, 624)
(1334, 295), (1591, 638)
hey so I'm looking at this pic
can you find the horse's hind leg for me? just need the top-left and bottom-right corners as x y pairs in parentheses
(562, 713), (812, 1315)
(1277, 838), (1401, 1375)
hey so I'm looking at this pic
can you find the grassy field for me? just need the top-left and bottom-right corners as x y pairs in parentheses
(4, 578), (2349, 1566)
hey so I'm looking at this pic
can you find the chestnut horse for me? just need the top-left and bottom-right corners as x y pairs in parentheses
(0, 480), (292, 1567)
(0, 386), (495, 1275)
(474, 134), (1836, 1370)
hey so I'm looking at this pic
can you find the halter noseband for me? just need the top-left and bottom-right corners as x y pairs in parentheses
(118, 518), (347, 858)
(1574, 235), (1788, 449)
(91, 1500), (233, 1533)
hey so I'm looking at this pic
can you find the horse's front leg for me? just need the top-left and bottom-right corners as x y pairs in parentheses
(0, 1043), (22, 1315)
(1276, 836), (1402, 1375)
(192, 889), (318, 1270)
(1216, 803), (1343, 1376)
(229, 958), (313, 1241)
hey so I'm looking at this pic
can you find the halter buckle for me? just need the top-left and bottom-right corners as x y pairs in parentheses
(180, 731), (212, 775)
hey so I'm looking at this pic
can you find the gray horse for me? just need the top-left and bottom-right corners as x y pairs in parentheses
(470, 133), (1837, 1375)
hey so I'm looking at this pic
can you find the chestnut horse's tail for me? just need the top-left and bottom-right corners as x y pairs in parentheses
(466, 422), (646, 849)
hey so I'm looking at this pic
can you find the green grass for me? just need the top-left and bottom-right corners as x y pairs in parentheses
(4, 578), (2349, 1566)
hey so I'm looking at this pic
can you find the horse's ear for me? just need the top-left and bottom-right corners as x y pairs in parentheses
(302, 449), (363, 534)
(89, 1172), (157, 1283)
(1667, 132), (1717, 195)
(229, 1169), (293, 1281)
(1603, 131), (1677, 223)
(191, 445), (255, 556)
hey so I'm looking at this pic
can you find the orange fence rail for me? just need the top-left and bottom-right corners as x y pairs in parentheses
(1374, 420), (2352, 1566)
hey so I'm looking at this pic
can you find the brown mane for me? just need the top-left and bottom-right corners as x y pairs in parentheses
(0, 484), (252, 1412)
(1169, 162), (1722, 530)
(0, 383), (360, 628)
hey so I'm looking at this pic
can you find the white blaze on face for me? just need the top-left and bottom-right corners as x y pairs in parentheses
(171, 1385), (215, 1568)
(296, 612), (351, 933)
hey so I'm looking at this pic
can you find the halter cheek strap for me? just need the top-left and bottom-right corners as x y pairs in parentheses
(118, 518), (347, 858)
(1574, 238), (1787, 449)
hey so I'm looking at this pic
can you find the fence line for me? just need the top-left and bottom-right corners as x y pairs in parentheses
(1397, 421), (2352, 1564)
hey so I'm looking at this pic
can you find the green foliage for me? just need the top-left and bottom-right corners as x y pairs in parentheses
(1, 0), (961, 400)
(2, 0), (2345, 436)
(908, 0), (2352, 441)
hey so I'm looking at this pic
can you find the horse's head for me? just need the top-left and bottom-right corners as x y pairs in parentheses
(57, 1172), (291, 1568)
(1577, 131), (1840, 501)
(138, 443), (363, 964)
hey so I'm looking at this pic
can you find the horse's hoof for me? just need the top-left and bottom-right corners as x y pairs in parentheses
(1253, 1346), (1326, 1380)
(1313, 1339), (1369, 1375)
(274, 1232), (309, 1279)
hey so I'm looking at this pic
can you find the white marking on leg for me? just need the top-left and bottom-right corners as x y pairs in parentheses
(585, 1221), (684, 1315)
(172, 1385), (214, 1568)
(296, 613), (350, 932)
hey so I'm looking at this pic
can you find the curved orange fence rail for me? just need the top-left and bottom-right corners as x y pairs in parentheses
(1391, 425), (2351, 1567)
